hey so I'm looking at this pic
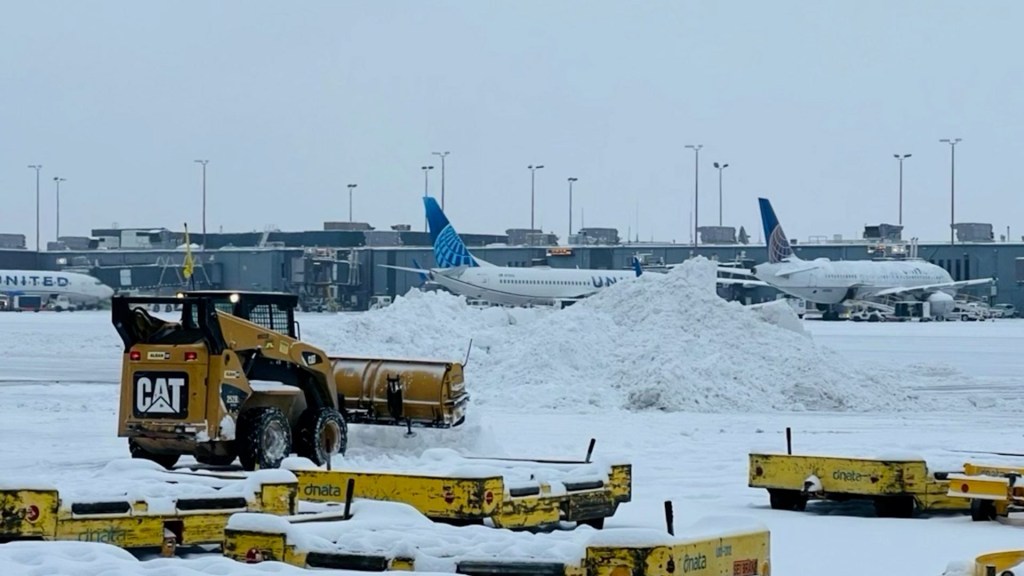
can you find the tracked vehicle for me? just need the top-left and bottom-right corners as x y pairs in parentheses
(112, 291), (469, 471)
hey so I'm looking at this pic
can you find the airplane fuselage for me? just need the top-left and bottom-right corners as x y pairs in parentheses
(0, 269), (115, 308)
(430, 266), (639, 307)
(753, 259), (954, 304)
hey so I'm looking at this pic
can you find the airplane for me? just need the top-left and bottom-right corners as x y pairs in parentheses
(381, 197), (764, 308)
(0, 269), (116, 311)
(752, 197), (993, 320)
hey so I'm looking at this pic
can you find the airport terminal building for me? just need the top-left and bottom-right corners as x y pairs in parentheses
(0, 220), (1017, 312)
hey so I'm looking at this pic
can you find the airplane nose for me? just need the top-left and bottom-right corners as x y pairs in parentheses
(103, 285), (115, 299)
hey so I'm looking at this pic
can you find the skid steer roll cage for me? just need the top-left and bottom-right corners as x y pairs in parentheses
(112, 291), (301, 353)
(111, 295), (227, 354)
(112, 292), (338, 416)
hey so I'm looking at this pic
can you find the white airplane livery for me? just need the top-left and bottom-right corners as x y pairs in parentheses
(752, 198), (992, 319)
(384, 197), (762, 308)
(0, 269), (115, 309)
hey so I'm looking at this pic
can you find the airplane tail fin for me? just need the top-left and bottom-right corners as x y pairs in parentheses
(632, 256), (643, 277)
(758, 198), (797, 264)
(423, 196), (481, 268)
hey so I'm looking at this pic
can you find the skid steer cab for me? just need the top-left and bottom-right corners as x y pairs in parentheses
(111, 291), (469, 471)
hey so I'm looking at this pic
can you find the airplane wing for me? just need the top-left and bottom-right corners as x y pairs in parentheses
(378, 264), (435, 276)
(662, 263), (758, 275)
(773, 262), (822, 277)
(378, 264), (472, 277)
(716, 266), (758, 277)
(866, 278), (994, 298)
(716, 278), (770, 288)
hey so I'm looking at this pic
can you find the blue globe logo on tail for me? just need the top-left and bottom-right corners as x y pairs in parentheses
(758, 198), (793, 264)
(424, 197), (479, 268)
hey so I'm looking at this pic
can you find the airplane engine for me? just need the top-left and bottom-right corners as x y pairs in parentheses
(927, 292), (955, 318)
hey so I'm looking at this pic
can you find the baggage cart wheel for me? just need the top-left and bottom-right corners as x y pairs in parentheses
(768, 489), (807, 511)
(873, 495), (914, 518)
(971, 498), (997, 522)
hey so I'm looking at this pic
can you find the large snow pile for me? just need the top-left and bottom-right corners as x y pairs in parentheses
(306, 258), (932, 413)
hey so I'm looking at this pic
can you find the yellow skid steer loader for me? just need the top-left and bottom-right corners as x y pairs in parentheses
(111, 291), (469, 471)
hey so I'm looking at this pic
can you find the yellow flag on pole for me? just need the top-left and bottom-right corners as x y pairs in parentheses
(183, 223), (195, 279)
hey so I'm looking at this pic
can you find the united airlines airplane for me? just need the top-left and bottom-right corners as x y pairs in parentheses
(752, 198), (992, 320)
(0, 269), (115, 310)
(383, 197), (762, 308)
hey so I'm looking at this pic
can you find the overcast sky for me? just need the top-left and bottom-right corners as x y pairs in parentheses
(4, 1), (1023, 249)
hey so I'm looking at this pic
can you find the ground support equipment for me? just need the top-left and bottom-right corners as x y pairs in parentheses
(284, 449), (631, 529)
(0, 469), (296, 554)
(223, 502), (770, 576)
(749, 429), (969, 518)
(946, 463), (1024, 522)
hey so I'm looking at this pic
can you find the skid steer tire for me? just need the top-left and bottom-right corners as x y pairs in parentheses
(296, 407), (347, 466)
(236, 407), (292, 471)
(129, 438), (180, 469)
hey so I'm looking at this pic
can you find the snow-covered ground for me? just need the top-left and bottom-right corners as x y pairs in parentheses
(1, 263), (1023, 575)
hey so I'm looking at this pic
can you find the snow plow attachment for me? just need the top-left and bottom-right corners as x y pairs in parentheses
(331, 356), (468, 428)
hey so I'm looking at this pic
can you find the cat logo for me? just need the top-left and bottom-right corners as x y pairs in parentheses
(133, 372), (189, 418)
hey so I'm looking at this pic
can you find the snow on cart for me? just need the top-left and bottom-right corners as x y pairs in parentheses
(223, 500), (770, 576)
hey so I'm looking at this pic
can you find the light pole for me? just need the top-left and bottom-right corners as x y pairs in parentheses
(685, 144), (702, 246)
(939, 138), (961, 245)
(712, 161), (728, 226)
(194, 160), (209, 253)
(432, 151), (450, 210)
(528, 164), (544, 230)
(567, 177), (578, 242)
(347, 184), (357, 222)
(421, 165), (434, 232)
(53, 176), (66, 242)
(28, 164), (42, 252)
(893, 153), (911, 227)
